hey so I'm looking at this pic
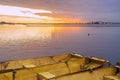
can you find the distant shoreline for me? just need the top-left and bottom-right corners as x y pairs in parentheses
(0, 21), (120, 25)
(0, 23), (120, 27)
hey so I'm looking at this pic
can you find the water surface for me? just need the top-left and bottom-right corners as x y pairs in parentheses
(0, 24), (120, 64)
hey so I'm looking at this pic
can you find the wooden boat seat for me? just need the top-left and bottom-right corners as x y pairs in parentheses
(38, 72), (56, 80)
(23, 64), (36, 68)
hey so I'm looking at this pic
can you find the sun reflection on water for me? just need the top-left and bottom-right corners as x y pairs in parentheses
(0, 25), (55, 42)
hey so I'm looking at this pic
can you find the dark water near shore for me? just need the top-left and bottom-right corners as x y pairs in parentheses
(0, 24), (120, 64)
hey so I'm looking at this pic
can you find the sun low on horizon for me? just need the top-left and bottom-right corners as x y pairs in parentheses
(0, 5), (81, 23)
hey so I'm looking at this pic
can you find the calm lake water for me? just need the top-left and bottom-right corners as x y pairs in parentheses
(0, 24), (120, 64)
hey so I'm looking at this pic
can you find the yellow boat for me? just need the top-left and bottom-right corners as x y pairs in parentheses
(0, 53), (109, 71)
(0, 53), (110, 80)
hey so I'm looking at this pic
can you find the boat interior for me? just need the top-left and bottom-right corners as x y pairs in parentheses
(0, 53), (118, 80)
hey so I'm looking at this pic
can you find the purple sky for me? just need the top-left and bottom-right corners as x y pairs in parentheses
(0, 0), (120, 22)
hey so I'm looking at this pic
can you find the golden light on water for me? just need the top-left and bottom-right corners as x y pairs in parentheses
(0, 26), (55, 41)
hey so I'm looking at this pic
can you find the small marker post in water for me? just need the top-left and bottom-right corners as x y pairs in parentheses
(88, 33), (90, 36)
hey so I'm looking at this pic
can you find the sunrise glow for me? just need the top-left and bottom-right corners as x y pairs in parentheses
(0, 5), (83, 23)
(0, 5), (53, 20)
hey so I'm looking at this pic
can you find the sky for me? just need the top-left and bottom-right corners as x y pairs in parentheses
(0, 0), (120, 23)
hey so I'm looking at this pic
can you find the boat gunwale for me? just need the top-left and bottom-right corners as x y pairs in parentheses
(0, 53), (84, 63)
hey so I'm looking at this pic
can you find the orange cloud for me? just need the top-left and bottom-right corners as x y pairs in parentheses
(0, 5), (82, 23)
